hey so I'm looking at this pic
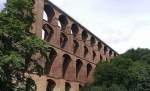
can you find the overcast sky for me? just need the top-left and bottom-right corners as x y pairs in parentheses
(1, 0), (150, 53)
(0, 0), (5, 11)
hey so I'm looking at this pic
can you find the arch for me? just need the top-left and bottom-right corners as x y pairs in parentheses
(106, 57), (108, 62)
(44, 3), (55, 22)
(76, 59), (83, 78)
(109, 50), (112, 56)
(100, 54), (103, 61)
(84, 46), (88, 57)
(60, 33), (68, 48)
(58, 15), (68, 30)
(82, 30), (88, 41)
(90, 36), (96, 46)
(46, 79), (56, 91)
(43, 11), (48, 21)
(42, 29), (48, 40)
(71, 23), (79, 37)
(104, 46), (107, 55)
(93, 51), (96, 60)
(114, 53), (117, 57)
(45, 47), (57, 74)
(79, 84), (83, 91)
(42, 24), (54, 41)
(98, 42), (102, 51)
(62, 54), (71, 78)
(87, 63), (92, 77)
(65, 82), (71, 91)
(73, 40), (79, 53)
(26, 78), (37, 91)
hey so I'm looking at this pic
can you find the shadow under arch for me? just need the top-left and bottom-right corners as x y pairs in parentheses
(42, 24), (54, 41)
(46, 79), (56, 91)
(87, 63), (92, 77)
(65, 82), (71, 91)
(45, 47), (57, 74)
(43, 2), (55, 22)
(62, 54), (72, 78)
(76, 59), (83, 78)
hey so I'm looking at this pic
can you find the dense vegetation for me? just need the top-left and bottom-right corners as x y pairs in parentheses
(81, 48), (150, 91)
(0, 0), (49, 90)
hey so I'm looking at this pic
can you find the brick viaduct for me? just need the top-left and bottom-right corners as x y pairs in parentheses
(31, 0), (118, 91)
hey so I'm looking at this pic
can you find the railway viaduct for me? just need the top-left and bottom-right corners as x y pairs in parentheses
(31, 0), (118, 91)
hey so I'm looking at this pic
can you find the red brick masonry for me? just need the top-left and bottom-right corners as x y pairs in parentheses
(31, 0), (118, 91)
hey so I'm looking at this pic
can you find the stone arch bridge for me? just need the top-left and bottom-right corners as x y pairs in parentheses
(31, 0), (118, 91)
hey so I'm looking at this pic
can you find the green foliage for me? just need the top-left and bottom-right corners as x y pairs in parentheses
(0, 0), (49, 90)
(121, 48), (150, 62)
(81, 48), (150, 91)
(81, 84), (127, 91)
(19, 35), (48, 55)
(94, 62), (120, 86)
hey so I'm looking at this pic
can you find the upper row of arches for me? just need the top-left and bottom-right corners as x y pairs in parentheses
(42, 2), (117, 56)
(41, 22), (116, 57)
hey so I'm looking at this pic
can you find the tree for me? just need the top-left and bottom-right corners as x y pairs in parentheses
(0, 0), (49, 90)
(81, 48), (150, 91)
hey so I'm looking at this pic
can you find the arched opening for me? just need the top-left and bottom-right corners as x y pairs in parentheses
(84, 46), (88, 57)
(65, 82), (71, 91)
(43, 11), (48, 21)
(58, 15), (68, 30)
(76, 59), (83, 78)
(63, 54), (71, 78)
(109, 50), (112, 56)
(26, 78), (37, 91)
(98, 42), (102, 51)
(60, 33), (68, 48)
(46, 79), (56, 91)
(100, 54), (103, 61)
(82, 30), (88, 42)
(87, 63), (92, 77)
(114, 53), (117, 57)
(90, 36), (96, 46)
(106, 58), (108, 62)
(42, 29), (48, 40)
(73, 40), (79, 54)
(42, 24), (54, 41)
(71, 23), (79, 37)
(45, 48), (57, 74)
(79, 84), (83, 91)
(43, 4), (55, 22)
(104, 46), (107, 55)
(93, 51), (96, 60)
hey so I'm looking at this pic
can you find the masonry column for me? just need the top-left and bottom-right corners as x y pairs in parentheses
(32, 0), (44, 37)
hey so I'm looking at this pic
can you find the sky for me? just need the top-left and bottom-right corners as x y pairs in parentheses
(0, 0), (5, 11)
(0, 0), (150, 53)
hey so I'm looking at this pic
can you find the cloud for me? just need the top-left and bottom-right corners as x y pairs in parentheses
(0, 0), (6, 11)
(50, 0), (150, 54)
